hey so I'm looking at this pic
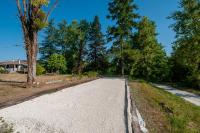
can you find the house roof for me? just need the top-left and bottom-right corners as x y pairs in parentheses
(0, 60), (27, 66)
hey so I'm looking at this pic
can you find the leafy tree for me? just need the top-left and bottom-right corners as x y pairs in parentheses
(107, 0), (139, 76)
(47, 54), (66, 73)
(73, 20), (90, 74)
(40, 19), (58, 62)
(56, 20), (76, 73)
(131, 17), (169, 81)
(87, 16), (107, 73)
(16, 0), (59, 87)
(169, 0), (200, 87)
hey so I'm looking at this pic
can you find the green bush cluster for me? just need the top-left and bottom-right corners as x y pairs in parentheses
(36, 64), (46, 76)
(84, 71), (99, 77)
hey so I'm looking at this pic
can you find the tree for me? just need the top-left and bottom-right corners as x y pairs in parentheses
(107, 0), (139, 76)
(47, 54), (66, 73)
(131, 17), (169, 81)
(16, 0), (59, 87)
(88, 16), (107, 73)
(73, 20), (90, 74)
(55, 20), (76, 73)
(40, 19), (58, 62)
(169, 0), (200, 87)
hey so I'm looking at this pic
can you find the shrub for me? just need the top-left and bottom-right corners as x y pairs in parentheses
(84, 71), (99, 77)
(186, 74), (200, 89)
(47, 54), (67, 74)
(36, 64), (46, 76)
(0, 67), (8, 74)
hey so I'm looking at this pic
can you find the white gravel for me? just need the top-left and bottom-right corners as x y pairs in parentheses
(153, 84), (200, 106)
(0, 78), (127, 133)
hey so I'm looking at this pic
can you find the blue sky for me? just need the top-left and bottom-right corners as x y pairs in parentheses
(0, 0), (178, 61)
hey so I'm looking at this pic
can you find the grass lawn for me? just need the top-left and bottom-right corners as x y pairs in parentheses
(0, 73), (96, 108)
(129, 81), (200, 133)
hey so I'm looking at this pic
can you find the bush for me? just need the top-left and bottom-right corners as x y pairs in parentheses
(0, 67), (8, 74)
(84, 71), (99, 77)
(47, 54), (67, 74)
(36, 64), (46, 76)
(186, 74), (200, 89)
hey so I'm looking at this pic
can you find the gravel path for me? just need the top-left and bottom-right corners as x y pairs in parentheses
(153, 84), (200, 106)
(0, 78), (127, 133)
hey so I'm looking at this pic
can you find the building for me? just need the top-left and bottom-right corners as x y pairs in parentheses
(0, 60), (27, 73)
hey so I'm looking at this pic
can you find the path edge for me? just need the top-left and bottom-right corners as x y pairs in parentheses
(125, 79), (148, 133)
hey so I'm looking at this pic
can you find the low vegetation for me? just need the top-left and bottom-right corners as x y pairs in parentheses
(0, 117), (13, 133)
(129, 81), (200, 133)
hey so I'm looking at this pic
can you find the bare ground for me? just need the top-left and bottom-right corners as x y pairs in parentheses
(0, 73), (96, 108)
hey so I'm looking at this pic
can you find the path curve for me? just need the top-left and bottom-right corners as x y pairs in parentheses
(0, 78), (127, 133)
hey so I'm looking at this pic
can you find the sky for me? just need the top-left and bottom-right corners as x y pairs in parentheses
(0, 0), (179, 61)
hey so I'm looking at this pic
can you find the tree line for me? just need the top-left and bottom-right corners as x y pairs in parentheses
(15, 0), (199, 88)
(39, 16), (108, 75)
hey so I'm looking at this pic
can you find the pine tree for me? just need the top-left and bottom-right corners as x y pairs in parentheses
(169, 0), (200, 87)
(107, 0), (139, 76)
(131, 17), (169, 81)
(88, 16), (107, 72)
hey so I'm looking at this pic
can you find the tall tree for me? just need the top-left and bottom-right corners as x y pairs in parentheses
(131, 17), (169, 81)
(88, 16), (107, 72)
(74, 20), (90, 74)
(169, 0), (200, 86)
(40, 19), (58, 62)
(16, 0), (59, 87)
(107, 0), (139, 76)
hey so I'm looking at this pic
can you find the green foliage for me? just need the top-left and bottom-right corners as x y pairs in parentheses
(130, 17), (169, 81)
(0, 117), (14, 133)
(32, 0), (49, 6)
(36, 64), (46, 76)
(169, 0), (200, 88)
(40, 20), (58, 62)
(0, 67), (8, 74)
(47, 54), (67, 74)
(31, 0), (49, 31)
(107, 0), (139, 75)
(87, 16), (108, 73)
(84, 71), (99, 77)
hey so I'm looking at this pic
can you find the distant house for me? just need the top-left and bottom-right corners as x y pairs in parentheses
(0, 60), (27, 73)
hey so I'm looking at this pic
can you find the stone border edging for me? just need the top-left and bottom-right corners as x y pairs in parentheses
(125, 79), (148, 133)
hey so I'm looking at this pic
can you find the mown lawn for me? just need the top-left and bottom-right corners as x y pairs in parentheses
(129, 81), (200, 133)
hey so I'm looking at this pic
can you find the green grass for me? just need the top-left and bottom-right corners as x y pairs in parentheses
(129, 81), (200, 133)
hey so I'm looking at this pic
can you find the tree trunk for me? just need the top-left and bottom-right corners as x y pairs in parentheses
(25, 32), (38, 88)
(120, 38), (124, 77)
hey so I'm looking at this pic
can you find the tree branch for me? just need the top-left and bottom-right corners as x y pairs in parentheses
(45, 0), (59, 22)
(22, 0), (27, 19)
(16, 0), (23, 17)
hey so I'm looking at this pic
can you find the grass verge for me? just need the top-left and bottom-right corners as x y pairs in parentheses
(129, 81), (200, 133)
